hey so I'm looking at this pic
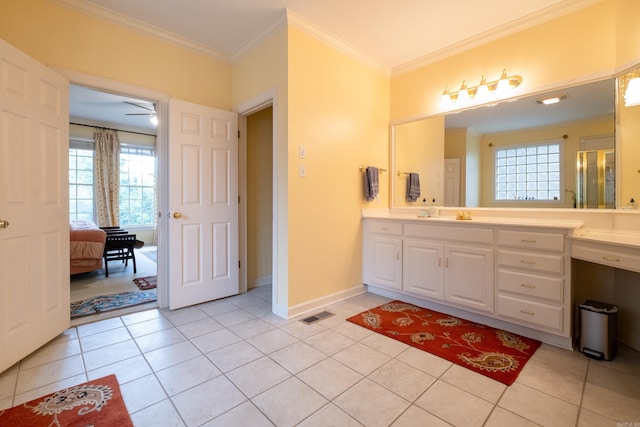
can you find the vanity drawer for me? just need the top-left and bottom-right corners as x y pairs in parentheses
(572, 242), (640, 274)
(497, 230), (564, 252)
(404, 223), (493, 244)
(497, 249), (564, 274)
(497, 294), (563, 331)
(367, 221), (403, 236)
(497, 269), (563, 303)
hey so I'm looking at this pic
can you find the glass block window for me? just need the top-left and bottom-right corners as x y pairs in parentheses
(495, 142), (562, 201)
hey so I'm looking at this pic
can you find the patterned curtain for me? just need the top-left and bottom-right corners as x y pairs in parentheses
(93, 128), (120, 227)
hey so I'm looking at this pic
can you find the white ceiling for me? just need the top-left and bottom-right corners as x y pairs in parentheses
(64, 0), (605, 133)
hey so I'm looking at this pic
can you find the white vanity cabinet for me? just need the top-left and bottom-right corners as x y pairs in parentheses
(362, 220), (403, 290)
(362, 216), (577, 348)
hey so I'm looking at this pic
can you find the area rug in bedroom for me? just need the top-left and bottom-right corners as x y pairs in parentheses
(133, 275), (157, 290)
(70, 291), (157, 318)
(0, 374), (132, 426)
(347, 300), (541, 385)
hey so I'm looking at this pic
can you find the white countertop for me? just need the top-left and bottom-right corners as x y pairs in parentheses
(362, 210), (584, 230)
(571, 228), (640, 249)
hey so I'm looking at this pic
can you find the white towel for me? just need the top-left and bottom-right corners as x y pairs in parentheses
(365, 166), (379, 201)
(407, 172), (420, 202)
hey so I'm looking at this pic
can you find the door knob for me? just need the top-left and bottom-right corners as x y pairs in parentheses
(0, 219), (9, 229)
(173, 212), (182, 219)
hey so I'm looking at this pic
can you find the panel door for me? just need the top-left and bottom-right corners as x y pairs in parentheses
(403, 239), (444, 300)
(368, 236), (402, 290)
(168, 99), (239, 309)
(0, 39), (69, 371)
(444, 243), (494, 313)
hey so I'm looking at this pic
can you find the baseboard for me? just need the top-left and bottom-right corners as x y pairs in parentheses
(248, 275), (272, 289)
(285, 284), (367, 319)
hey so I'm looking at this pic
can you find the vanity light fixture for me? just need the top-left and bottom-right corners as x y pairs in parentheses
(439, 69), (523, 107)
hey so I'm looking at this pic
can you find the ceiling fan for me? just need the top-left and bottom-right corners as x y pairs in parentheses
(123, 101), (158, 125)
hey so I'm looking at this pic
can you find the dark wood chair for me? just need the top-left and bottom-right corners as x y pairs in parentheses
(103, 234), (137, 277)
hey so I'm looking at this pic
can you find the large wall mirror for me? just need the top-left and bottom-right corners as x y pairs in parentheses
(392, 77), (618, 209)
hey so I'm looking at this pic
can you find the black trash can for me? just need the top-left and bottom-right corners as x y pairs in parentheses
(579, 300), (617, 361)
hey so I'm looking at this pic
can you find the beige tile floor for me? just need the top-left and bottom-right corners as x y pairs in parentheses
(1, 287), (639, 426)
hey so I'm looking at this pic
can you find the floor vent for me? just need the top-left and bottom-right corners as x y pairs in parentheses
(300, 310), (335, 325)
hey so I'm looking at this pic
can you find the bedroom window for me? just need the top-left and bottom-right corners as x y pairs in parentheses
(494, 141), (562, 202)
(69, 141), (94, 222)
(119, 145), (156, 226)
(68, 142), (156, 226)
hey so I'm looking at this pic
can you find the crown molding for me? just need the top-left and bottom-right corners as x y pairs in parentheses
(391, 0), (602, 77)
(50, 0), (228, 61)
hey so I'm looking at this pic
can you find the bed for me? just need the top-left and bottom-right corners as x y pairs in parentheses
(70, 220), (107, 275)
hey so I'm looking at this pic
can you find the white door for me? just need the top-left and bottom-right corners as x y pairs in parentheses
(168, 99), (239, 309)
(0, 39), (69, 372)
(444, 158), (460, 207)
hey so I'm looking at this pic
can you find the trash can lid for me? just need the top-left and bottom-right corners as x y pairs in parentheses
(579, 300), (618, 313)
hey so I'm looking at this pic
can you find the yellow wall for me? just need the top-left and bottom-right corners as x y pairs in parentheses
(286, 27), (389, 306)
(0, 1), (231, 109)
(390, 0), (616, 122)
(395, 117), (444, 207)
(246, 107), (273, 287)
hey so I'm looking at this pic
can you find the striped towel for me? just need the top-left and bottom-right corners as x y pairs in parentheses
(407, 172), (420, 202)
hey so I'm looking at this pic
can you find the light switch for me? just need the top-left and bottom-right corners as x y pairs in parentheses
(299, 145), (307, 159)
(299, 164), (306, 177)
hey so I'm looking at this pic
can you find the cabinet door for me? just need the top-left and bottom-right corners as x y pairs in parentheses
(445, 244), (494, 313)
(403, 239), (444, 300)
(367, 236), (403, 290)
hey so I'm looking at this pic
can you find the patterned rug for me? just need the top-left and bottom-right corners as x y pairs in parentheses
(70, 291), (157, 318)
(0, 374), (132, 426)
(347, 300), (541, 385)
(133, 275), (157, 290)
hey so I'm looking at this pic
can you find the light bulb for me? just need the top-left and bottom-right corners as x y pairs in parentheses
(457, 81), (470, 103)
(440, 86), (452, 107)
(496, 69), (511, 96)
(476, 75), (490, 100)
(624, 77), (640, 107)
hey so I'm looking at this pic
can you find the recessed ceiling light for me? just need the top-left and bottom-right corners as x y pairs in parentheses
(536, 94), (568, 105)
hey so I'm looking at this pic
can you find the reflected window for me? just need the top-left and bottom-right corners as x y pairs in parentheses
(495, 142), (562, 201)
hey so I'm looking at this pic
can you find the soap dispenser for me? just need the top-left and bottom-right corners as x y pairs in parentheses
(428, 198), (439, 217)
(418, 198), (430, 217)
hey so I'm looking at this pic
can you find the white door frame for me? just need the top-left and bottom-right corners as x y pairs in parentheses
(53, 68), (171, 308)
(235, 88), (285, 317)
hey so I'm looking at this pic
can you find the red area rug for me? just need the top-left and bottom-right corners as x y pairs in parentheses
(0, 374), (132, 426)
(347, 300), (541, 385)
(133, 275), (157, 290)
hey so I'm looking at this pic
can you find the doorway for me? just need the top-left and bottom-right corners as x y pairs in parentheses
(68, 82), (162, 323)
(244, 106), (274, 292)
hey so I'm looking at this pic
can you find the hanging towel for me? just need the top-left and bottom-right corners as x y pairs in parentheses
(364, 166), (379, 201)
(407, 172), (421, 202)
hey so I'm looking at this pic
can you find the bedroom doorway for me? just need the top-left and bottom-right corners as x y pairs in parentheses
(68, 83), (160, 323)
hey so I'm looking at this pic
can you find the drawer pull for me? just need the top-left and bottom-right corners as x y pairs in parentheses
(520, 309), (535, 316)
(520, 239), (537, 243)
(602, 256), (620, 262)
(520, 259), (536, 265)
(381, 227), (389, 231)
(520, 283), (536, 289)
